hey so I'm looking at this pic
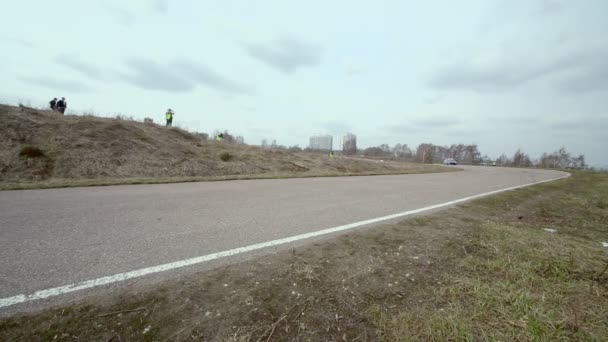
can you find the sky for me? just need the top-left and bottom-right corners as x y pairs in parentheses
(1, 0), (607, 166)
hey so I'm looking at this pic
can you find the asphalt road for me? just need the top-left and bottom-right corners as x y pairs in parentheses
(0, 166), (567, 312)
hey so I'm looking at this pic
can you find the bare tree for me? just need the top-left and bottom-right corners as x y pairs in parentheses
(342, 133), (357, 155)
(537, 147), (586, 169)
(392, 143), (413, 159)
(496, 154), (512, 166)
(512, 149), (532, 167)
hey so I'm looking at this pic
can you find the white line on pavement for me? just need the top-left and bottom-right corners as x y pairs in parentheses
(0, 172), (570, 309)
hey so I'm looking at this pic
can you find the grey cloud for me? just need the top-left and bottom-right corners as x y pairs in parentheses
(248, 127), (274, 136)
(430, 56), (576, 92)
(245, 36), (322, 73)
(547, 114), (608, 131)
(1, 35), (36, 48)
(423, 93), (446, 104)
(410, 116), (461, 127)
(558, 60), (608, 94)
(346, 68), (364, 76)
(104, 5), (135, 26)
(318, 120), (353, 134)
(120, 58), (252, 95)
(121, 59), (194, 92)
(442, 126), (483, 137)
(386, 116), (461, 134)
(20, 76), (92, 93)
(539, 0), (563, 15)
(154, 0), (168, 14)
(489, 115), (539, 126)
(55, 55), (101, 79)
(172, 60), (253, 95)
(386, 124), (416, 134)
(428, 49), (608, 92)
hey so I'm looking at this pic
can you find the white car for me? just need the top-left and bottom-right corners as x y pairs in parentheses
(443, 158), (458, 165)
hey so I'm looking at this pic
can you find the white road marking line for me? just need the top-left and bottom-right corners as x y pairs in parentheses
(0, 173), (570, 309)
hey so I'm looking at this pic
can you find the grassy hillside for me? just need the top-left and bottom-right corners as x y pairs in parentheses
(0, 105), (449, 189)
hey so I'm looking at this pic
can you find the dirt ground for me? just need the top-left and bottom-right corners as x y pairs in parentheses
(2, 171), (606, 341)
(0, 104), (449, 190)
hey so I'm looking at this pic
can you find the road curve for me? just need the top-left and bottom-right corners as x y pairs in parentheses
(0, 166), (567, 312)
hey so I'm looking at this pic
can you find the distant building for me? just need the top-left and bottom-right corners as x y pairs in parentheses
(309, 135), (333, 151)
(342, 133), (357, 155)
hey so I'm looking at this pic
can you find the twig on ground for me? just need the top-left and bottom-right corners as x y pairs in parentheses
(595, 262), (608, 280)
(292, 297), (314, 322)
(144, 299), (157, 318)
(97, 307), (145, 317)
(162, 326), (190, 342)
(256, 304), (299, 342)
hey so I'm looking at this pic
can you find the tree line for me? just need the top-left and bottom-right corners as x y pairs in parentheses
(239, 136), (589, 170)
(358, 143), (587, 169)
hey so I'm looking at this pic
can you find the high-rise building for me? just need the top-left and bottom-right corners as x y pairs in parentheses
(309, 135), (333, 151)
(342, 133), (357, 155)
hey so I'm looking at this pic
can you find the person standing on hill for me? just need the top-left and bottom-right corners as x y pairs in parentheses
(49, 97), (57, 111)
(165, 108), (174, 127)
(56, 97), (67, 114)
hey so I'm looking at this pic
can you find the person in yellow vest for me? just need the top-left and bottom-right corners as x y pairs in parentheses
(216, 133), (224, 141)
(165, 109), (174, 127)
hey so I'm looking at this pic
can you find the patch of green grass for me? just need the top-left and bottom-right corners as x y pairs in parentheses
(377, 171), (608, 341)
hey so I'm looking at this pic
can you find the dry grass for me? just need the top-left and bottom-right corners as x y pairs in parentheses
(0, 104), (452, 189)
(377, 171), (608, 341)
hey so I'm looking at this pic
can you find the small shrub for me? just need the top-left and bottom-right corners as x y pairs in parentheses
(19, 146), (45, 158)
(115, 114), (134, 121)
(220, 152), (234, 161)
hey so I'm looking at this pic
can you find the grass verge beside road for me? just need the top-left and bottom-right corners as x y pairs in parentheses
(0, 165), (452, 191)
(1, 171), (607, 341)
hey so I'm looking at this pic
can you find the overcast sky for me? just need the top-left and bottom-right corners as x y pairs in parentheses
(1, 0), (607, 166)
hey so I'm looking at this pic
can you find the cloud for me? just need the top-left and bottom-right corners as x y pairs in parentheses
(547, 113), (608, 131)
(557, 60), (608, 94)
(410, 116), (461, 127)
(0, 35), (36, 48)
(429, 53), (584, 92)
(104, 5), (135, 26)
(20, 76), (92, 93)
(386, 124), (416, 134)
(244, 36), (322, 73)
(489, 115), (539, 126)
(539, 0), (563, 15)
(385, 116), (461, 135)
(171, 60), (253, 95)
(423, 93), (446, 104)
(315, 120), (353, 134)
(346, 68), (364, 76)
(121, 58), (194, 92)
(120, 58), (252, 95)
(427, 45), (608, 94)
(154, 0), (168, 14)
(55, 55), (101, 79)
